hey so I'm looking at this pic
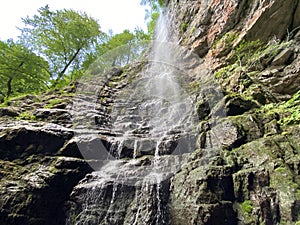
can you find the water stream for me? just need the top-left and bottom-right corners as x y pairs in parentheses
(69, 10), (200, 225)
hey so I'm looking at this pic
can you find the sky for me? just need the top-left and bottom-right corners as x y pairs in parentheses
(0, 0), (148, 41)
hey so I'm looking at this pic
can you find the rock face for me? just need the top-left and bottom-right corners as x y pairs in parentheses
(170, 0), (300, 56)
(1, 0), (300, 225)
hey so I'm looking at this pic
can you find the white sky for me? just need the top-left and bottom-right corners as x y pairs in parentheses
(0, 0), (148, 41)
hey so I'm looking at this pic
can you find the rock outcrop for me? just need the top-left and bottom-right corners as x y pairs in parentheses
(0, 0), (300, 225)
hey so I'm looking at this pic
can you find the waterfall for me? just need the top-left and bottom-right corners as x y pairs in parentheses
(110, 10), (195, 159)
(69, 10), (201, 225)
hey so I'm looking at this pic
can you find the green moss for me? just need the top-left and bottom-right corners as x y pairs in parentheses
(214, 38), (291, 86)
(214, 63), (244, 80)
(61, 92), (74, 97)
(16, 112), (36, 121)
(212, 32), (239, 50)
(180, 23), (188, 33)
(187, 80), (200, 94)
(49, 166), (59, 174)
(241, 200), (254, 213)
(190, 27), (195, 35)
(158, 0), (166, 7)
(261, 91), (300, 126)
(230, 39), (262, 63)
(230, 39), (291, 70)
(239, 200), (256, 223)
(45, 98), (64, 108)
(0, 101), (8, 108)
(0, 94), (28, 108)
(281, 91), (300, 125)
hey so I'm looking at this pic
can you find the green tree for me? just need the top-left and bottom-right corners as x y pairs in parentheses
(0, 40), (49, 98)
(98, 29), (136, 66)
(141, 0), (165, 16)
(140, 0), (165, 37)
(147, 12), (160, 37)
(19, 5), (103, 86)
(87, 29), (150, 75)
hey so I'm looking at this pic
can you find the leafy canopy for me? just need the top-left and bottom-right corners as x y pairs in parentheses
(0, 39), (49, 98)
(19, 5), (103, 85)
(140, 0), (165, 37)
(0, 4), (153, 102)
(87, 29), (150, 75)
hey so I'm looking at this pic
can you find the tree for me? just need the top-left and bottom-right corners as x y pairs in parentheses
(87, 29), (150, 75)
(0, 40), (49, 98)
(97, 29), (136, 66)
(19, 5), (104, 86)
(140, 0), (165, 37)
(141, 0), (165, 16)
(147, 12), (160, 37)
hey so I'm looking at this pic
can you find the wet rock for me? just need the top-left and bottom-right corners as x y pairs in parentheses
(0, 123), (73, 161)
(0, 157), (92, 225)
(0, 107), (20, 117)
(271, 48), (293, 66)
(59, 134), (113, 168)
(225, 95), (259, 116)
(1, 0), (300, 224)
(35, 108), (71, 124)
(67, 156), (182, 225)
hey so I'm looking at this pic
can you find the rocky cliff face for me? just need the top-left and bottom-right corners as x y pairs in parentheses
(1, 0), (300, 225)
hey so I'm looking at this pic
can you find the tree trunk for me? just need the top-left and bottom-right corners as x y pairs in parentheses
(7, 77), (12, 97)
(53, 48), (81, 86)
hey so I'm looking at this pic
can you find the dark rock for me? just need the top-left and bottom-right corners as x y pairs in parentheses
(196, 99), (210, 120)
(293, 2), (300, 30)
(57, 138), (84, 159)
(207, 114), (263, 148)
(225, 95), (259, 116)
(0, 157), (92, 225)
(271, 48), (293, 66)
(0, 123), (73, 161)
(169, 151), (237, 225)
(245, 0), (299, 41)
(35, 108), (71, 121)
(66, 157), (179, 225)
(0, 107), (20, 117)
(257, 54), (300, 100)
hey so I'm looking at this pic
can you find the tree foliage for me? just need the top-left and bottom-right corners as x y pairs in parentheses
(97, 29), (150, 65)
(140, 0), (164, 37)
(141, 0), (166, 14)
(87, 29), (150, 74)
(19, 5), (103, 85)
(0, 40), (49, 98)
(0, 4), (152, 101)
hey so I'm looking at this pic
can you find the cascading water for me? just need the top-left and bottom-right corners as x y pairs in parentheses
(69, 10), (203, 225)
(110, 10), (195, 160)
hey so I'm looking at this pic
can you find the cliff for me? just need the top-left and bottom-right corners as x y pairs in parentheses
(0, 0), (300, 225)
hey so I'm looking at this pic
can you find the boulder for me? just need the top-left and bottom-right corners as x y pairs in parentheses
(0, 123), (73, 161)
(0, 107), (20, 117)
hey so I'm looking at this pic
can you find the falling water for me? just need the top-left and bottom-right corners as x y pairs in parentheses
(133, 140), (138, 159)
(110, 9), (194, 156)
(69, 10), (198, 225)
